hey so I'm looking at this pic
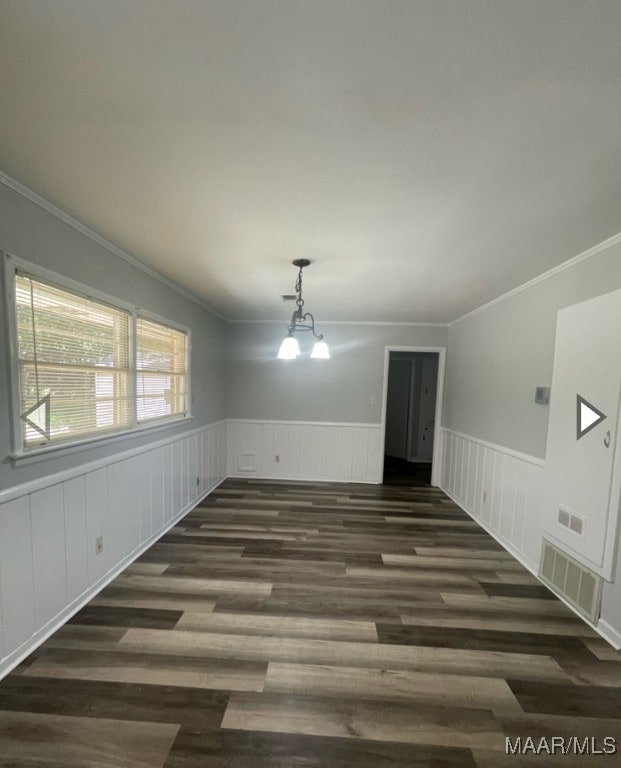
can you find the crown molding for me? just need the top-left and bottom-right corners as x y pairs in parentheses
(6, 170), (619, 331)
(449, 230), (621, 327)
(227, 319), (449, 327)
(0, 171), (226, 321)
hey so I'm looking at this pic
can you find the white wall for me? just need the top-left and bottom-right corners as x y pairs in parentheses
(442, 237), (621, 647)
(0, 178), (229, 677)
(444, 239), (621, 459)
(0, 421), (227, 677)
(225, 322), (447, 482)
(0, 180), (226, 490)
(225, 322), (447, 423)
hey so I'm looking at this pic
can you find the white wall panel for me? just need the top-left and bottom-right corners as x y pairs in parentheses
(298, 425), (315, 478)
(339, 427), (353, 480)
(352, 428), (369, 481)
(189, 435), (198, 497)
(183, 437), (191, 508)
(261, 423), (275, 476)
(0, 421), (227, 680)
(63, 476), (88, 603)
(149, 449), (164, 535)
(366, 428), (382, 483)
(30, 484), (67, 628)
(109, 459), (140, 563)
(137, 452), (151, 542)
(313, 426), (327, 478)
(172, 439), (183, 517)
(481, 449), (495, 526)
(228, 420), (383, 484)
(325, 427), (342, 479)
(288, 424), (302, 477)
(0, 497), (35, 655)
(163, 443), (174, 523)
(499, 455), (519, 541)
(490, 451), (505, 532)
(513, 461), (529, 553)
(85, 468), (110, 582)
(440, 428), (546, 575)
(459, 437), (467, 500)
(449, 434), (457, 496)
(273, 424), (289, 477)
(465, 442), (476, 511)
(473, 445), (485, 519)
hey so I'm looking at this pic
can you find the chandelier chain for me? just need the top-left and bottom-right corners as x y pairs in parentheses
(295, 266), (304, 311)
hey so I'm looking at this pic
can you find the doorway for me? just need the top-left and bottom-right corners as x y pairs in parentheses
(380, 346), (446, 486)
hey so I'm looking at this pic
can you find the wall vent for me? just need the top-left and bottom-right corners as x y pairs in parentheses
(539, 540), (602, 623)
(237, 451), (257, 472)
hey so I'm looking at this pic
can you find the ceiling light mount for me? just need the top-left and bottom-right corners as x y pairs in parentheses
(277, 260), (330, 360)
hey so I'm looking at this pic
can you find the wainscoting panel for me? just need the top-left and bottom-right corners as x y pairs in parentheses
(438, 428), (621, 648)
(440, 429), (546, 575)
(63, 476), (89, 604)
(0, 420), (227, 680)
(227, 420), (383, 484)
(0, 496), (34, 657)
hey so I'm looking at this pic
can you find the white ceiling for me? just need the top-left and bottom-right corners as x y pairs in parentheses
(1, 1), (620, 323)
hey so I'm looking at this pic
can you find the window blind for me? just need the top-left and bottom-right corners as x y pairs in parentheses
(15, 273), (133, 446)
(136, 316), (188, 423)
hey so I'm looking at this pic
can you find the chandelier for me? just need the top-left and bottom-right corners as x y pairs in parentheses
(277, 259), (330, 359)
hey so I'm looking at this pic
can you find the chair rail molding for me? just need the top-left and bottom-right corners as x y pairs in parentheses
(0, 420), (227, 679)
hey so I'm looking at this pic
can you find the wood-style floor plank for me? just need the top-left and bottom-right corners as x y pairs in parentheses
(263, 662), (522, 715)
(222, 691), (506, 750)
(0, 710), (179, 768)
(0, 470), (619, 768)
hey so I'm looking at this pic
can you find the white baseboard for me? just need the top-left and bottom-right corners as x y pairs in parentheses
(227, 471), (379, 485)
(0, 478), (225, 681)
(597, 619), (621, 651)
(440, 485), (617, 649)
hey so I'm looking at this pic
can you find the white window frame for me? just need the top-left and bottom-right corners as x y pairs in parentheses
(3, 252), (192, 461)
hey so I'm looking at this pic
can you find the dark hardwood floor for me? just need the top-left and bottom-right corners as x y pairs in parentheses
(0, 476), (620, 767)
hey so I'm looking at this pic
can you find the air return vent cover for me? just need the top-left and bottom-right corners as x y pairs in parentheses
(539, 540), (602, 623)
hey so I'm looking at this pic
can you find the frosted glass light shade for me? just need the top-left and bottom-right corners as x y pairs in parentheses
(278, 335), (300, 359)
(311, 339), (330, 359)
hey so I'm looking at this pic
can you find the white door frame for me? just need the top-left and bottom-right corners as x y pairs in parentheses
(379, 346), (447, 486)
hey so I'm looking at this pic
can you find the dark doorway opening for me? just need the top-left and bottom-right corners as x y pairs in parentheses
(383, 456), (432, 487)
(383, 351), (439, 486)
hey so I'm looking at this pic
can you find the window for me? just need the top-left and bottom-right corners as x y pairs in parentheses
(136, 317), (188, 423)
(9, 262), (190, 453)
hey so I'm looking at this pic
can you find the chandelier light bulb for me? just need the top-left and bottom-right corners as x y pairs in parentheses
(277, 335), (300, 359)
(310, 339), (330, 359)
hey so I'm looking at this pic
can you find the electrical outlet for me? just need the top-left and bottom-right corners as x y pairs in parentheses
(275, 454), (280, 463)
(95, 535), (104, 555)
(196, 476), (200, 487)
